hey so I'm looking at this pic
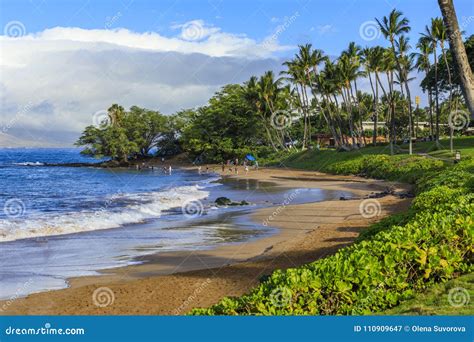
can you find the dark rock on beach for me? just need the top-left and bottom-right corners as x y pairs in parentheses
(215, 197), (250, 206)
(215, 197), (232, 206)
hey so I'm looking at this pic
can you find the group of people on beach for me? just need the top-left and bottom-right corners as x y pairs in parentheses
(219, 158), (258, 175)
(133, 157), (173, 174)
(197, 165), (210, 175)
(133, 156), (259, 176)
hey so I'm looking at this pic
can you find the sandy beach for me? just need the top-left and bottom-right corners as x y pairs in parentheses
(0, 167), (411, 315)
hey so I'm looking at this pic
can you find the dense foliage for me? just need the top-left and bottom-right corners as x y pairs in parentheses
(176, 84), (272, 162)
(76, 12), (472, 163)
(190, 158), (473, 315)
(76, 105), (170, 162)
(421, 35), (474, 95)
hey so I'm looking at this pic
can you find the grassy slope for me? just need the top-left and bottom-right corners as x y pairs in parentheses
(268, 136), (474, 315)
(381, 273), (474, 315)
(266, 137), (474, 171)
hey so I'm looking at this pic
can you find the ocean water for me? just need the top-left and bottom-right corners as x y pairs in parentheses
(0, 148), (217, 242)
(0, 148), (353, 300)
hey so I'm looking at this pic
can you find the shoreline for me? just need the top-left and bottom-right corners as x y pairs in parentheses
(0, 167), (412, 315)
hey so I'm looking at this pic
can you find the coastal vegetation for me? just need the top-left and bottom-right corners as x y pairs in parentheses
(190, 152), (473, 315)
(76, 11), (473, 163)
(75, 105), (171, 163)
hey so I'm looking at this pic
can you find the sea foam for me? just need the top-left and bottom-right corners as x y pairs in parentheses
(0, 185), (209, 242)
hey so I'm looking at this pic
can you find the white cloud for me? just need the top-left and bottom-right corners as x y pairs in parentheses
(1, 22), (290, 59)
(0, 21), (289, 145)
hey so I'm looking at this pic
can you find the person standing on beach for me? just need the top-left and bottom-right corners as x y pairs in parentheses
(198, 166), (202, 175)
(234, 165), (238, 175)
(245, 164), (249, 174)
(168, 165), (172, 175)
(221, 162), (225, 173)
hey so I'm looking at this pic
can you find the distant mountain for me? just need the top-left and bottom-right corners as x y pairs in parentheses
(0, 132), (63, 148)
(0, 129), (78, 148)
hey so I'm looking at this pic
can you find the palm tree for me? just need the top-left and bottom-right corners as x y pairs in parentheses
(337, 54), (360, 147)
(281, 59), (308, 149)
(376, 9), (411, 154)
(433, 18), (453, 102)
(243, 76), (273, 150)
(312, 73), (344, 148)
(413, 37), (434, 139)
(361, 47), (375, 145)
(316, 60), (348, 148)
(283, 44), (327, 150)
(244, 74), (283, 151)
(259, 71), (288, 149)
(377, 48), (397, 154)
(438, 0), (474, 117)
(396, 35), (414, 154)
(342, 42), (366, 146)
(422, 20), (441, 145)
(432, 17), (457, 151)
(362, 46), (385, 145)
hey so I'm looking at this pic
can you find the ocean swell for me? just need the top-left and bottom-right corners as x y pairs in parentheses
(0, 185), (210, 242)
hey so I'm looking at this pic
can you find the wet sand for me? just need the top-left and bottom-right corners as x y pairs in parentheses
(0, 167), (411, 315)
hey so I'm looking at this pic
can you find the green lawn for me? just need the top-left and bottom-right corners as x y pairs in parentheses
(381, 273), (474, 315)
(266, 136), (474, 171)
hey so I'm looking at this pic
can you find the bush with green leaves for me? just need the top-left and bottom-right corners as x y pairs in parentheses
(190, 158), (474, 315)
(416, 159), (474, 193)
(327, 155), (444, 183)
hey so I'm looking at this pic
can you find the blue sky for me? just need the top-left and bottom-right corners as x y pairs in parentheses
(1, 0), (473, 56)
(0, 0), (473, 146)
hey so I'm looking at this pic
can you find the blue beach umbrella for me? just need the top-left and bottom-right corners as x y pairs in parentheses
(245, 154), (256, 161)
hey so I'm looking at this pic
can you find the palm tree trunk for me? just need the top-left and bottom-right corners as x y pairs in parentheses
(387, 71), (395, 155)
(352, 80), (366, 146)
(428, 86), (434, 140)
(404, 79), (414, 155)
(368, 71), (378, 145)
(434, 48), (441, 146)
(322, 95), (343, 147)
(301, 85), (311, 148)
(294, 85), (307, 151)
(375, 72), (390, 147)
(343, 87), (357, 148)
(441, 46), (455, 152)
(298, 84), (309, 150)
(438, 0), (474, 117)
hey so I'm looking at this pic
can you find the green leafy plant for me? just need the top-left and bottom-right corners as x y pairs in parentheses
(190, 158), (474, 316)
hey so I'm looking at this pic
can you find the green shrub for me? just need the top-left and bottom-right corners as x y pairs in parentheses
(190, 156), (474, 316)
(416, 159), (474, 192)
(327, 158), (364, 175)
(355, 212), (413, 243)
(191, 197), (473, 315)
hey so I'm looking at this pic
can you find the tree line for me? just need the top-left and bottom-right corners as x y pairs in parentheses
(76, 7), (473, 163)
